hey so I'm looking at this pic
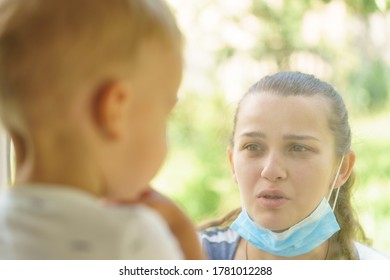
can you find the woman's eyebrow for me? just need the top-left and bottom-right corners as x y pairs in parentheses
(283, 134), (320, 141)
(238, 131), (266, 138)
(238, 132), (320, 141)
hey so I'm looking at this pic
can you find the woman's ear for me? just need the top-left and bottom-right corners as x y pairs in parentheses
(228, 147), (238, 184)
(335, 151), (356, 189)
(92, 81), (132, 140)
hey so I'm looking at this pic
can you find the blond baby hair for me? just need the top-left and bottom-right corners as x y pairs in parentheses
(0, 0), (181, 133)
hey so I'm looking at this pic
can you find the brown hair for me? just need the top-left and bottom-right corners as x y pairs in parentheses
(0, 0), (181, 133)
(201, 71), (369, 259)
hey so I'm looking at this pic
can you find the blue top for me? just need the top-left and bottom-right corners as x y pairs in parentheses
(200, 227), (389, 260)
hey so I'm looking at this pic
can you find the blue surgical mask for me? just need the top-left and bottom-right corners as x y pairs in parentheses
(230, 156), (344, 257)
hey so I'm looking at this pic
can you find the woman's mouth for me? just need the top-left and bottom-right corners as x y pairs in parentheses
(257, 190), (289, 208)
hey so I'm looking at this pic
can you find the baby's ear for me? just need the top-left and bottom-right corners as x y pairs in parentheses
(92, 81), (132, 139)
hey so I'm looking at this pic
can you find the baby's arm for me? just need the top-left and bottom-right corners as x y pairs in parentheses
(138, 188), (205, 260)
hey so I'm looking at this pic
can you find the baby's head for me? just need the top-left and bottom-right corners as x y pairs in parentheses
(0, 0), (183, 199)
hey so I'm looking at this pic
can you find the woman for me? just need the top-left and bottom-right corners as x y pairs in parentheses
(200, 71), (389, 260)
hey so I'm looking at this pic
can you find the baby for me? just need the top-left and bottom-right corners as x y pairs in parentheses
(0, 0), (202, 259)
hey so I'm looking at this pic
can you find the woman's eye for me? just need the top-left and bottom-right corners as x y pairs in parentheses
(244, 144), (261, 151)
(291, 145), (309, 152)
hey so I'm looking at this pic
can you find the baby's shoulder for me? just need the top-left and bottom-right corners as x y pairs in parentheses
(112, 205), (183, 259)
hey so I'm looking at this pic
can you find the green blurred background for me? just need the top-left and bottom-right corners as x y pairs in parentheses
(153, 0), (390, 255)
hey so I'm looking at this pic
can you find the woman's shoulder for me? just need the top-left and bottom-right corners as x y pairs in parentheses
(200, 227), (239, 243)
(199, 227), (240, 260)
(354, 242), (390, 260)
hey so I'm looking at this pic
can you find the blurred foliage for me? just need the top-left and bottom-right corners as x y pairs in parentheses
(349, 59), (390, 112)
(158, 0), (390, 254)
(351, 112), (390, 252)
(163, 92), (234, 220)
(341, 0), (390, 14)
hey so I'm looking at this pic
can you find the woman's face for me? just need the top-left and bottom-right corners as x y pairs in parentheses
(229, 93), (341, 231)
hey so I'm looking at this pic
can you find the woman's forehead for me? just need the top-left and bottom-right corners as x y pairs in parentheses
(238, 92), (331, 117)
(235, 93), (333, 139)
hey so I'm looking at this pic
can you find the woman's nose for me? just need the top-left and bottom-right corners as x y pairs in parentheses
(260, 152), (287, 182)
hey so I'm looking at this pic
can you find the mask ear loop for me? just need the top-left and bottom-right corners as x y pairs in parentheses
(327, 154), (345, 211)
